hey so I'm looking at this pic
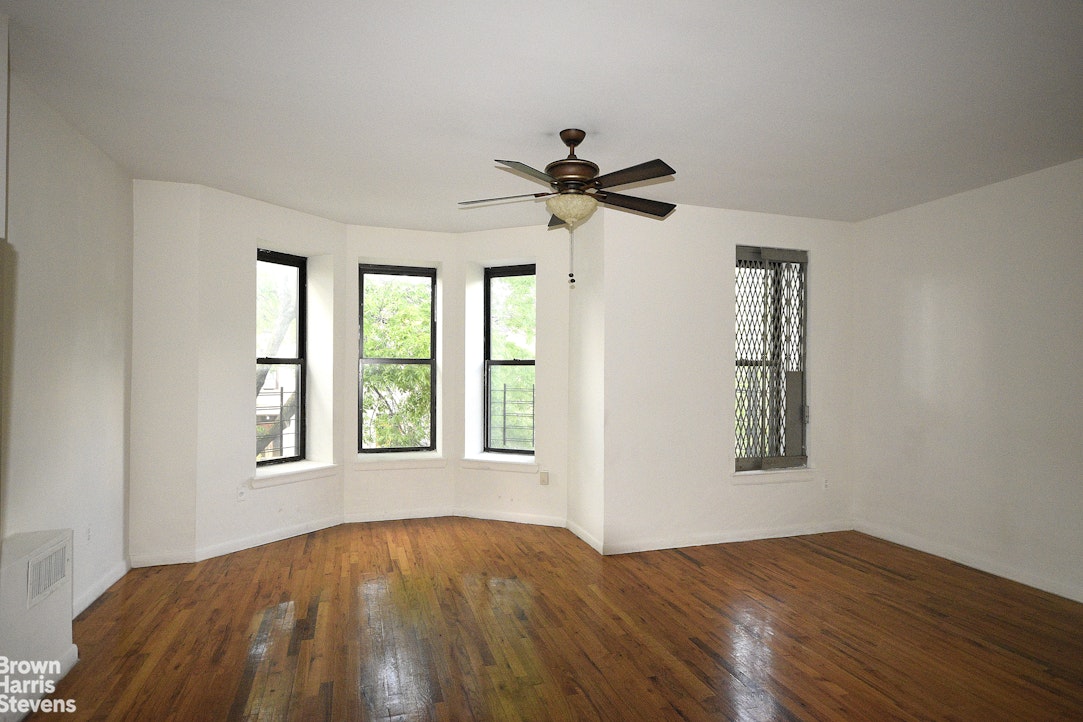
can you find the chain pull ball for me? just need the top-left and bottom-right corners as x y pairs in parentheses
(568, 227), (576, 285)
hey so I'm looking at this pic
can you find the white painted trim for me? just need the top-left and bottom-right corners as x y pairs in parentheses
(353, 455), (447, 472)
(342, 507), (454, 524)
(565, 520), (603, 553)
(129, 549), (201, 568)
(57, 642), (79, 676)
(452, 508), (565, 528)
(251, 461), (338, 488)
(854, 520), (1083, 604)
(731, 466), (821, 485)
(74, 560), (129, 616)
(601, 520), (853, 556)
(129, 515), (344, 567)
(460, 456), (540, 473)
(194, 515), (344, 562)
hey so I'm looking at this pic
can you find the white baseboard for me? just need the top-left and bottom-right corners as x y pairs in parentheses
(129, 515), (344, 567)
(853, 520), (1083, 604)
(601, 519), (853, 556)
(57, 642), (78, 676)
(451, 507), (566, 528)
(342, 507), (453, 524)
(74, 560), (129, 616)
(128, 549), (200, 567)
(565, 520), (603, 553)
(193, 515), (344, 562)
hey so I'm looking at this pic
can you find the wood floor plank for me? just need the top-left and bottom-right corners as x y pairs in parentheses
(26, 520), (1083, 721)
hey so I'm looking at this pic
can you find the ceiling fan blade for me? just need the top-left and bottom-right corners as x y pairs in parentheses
(548, 214), (567, 228)
(495, 159), (555, 184)
(594, 191), (676, 218)
(459, 192), (552, 206)
(593, 159), (675, 189)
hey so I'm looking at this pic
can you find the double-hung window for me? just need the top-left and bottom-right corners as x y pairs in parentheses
(484, 265), (536, 454)
(257, 249), (306, 465)
(735, 246), (807, 471)
(359, 264), (437, 453)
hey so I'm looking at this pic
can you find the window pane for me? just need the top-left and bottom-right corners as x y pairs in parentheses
(488, 364), (535, 451)
(362, 274), (432, 359)
(257, 260), (300, 358)
(257, 363), (301, 461)
(360, 363), (432, 449)
(489, 274), (536, 361)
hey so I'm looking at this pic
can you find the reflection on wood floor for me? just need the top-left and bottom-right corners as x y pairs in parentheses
(30, 518), (1083, 721)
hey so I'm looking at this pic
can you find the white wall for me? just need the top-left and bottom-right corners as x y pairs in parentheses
(566, 217), (606, 551)
(129, 182), (200, 563)
(130, 183), (346, 565)
(342, 223), (571, 528)
(0, 76), (132, 613)
(597, 206), (857, 554)
(852, 159), (1083, 601)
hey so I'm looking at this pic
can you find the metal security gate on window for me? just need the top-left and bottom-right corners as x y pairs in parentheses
(489, 383), (535, 450)
(735, 246), (807, 471)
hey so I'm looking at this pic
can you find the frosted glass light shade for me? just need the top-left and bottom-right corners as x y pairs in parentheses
(546, 193), (598, 225)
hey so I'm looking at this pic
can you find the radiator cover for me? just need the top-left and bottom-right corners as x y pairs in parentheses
(0, 529), (79, 721)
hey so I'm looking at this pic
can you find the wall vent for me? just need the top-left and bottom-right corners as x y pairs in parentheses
(27, 536), (70, 607)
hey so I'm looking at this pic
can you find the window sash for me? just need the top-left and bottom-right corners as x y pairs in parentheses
(485, 359), (536, 454)
(257, 249), (307, 466)
(359, 264), (437, 453)
(484, 264), (536, 454)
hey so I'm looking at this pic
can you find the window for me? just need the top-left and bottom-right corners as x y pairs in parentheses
(485, 265), (536, 454)
(257, 249), (306, 465)
(359, 265), (437, 452)
(735, 246), (807, 471)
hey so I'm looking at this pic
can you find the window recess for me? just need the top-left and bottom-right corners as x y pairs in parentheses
(735, 246), (807, 472)
(484, 264), (536, 455)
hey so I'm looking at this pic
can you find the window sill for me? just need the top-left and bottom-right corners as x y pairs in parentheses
(461, 454), (539, 473)
(252, 461), (338, 488)
(732, 467), (817, 485)
(354, 452), (447, 471)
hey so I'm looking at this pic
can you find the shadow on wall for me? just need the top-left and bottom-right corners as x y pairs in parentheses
(0, 239), (15, 539)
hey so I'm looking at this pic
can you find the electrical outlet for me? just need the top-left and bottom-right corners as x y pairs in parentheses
(823, 478), (829, 490)
(539, 471), (550, 486)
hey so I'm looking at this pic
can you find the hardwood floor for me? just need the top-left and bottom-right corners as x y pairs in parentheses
(30, 519), (1083, 721)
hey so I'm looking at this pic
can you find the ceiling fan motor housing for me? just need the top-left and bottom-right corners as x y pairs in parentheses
(545, 157), (599, 192)
(546, 128), (598, 193)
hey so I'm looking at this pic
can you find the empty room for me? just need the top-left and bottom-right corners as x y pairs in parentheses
(1, 2), (1082, 720)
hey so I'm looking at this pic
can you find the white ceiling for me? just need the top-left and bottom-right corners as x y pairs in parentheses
(2, 1), (1081, 233)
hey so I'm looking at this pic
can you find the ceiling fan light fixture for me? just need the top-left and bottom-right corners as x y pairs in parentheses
(546, 193), (597, 225)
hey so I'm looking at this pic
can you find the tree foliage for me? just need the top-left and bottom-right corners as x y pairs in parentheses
(489, 274), (535, 360)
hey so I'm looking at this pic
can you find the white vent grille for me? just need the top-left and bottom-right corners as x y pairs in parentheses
(28, 539), (69, 608)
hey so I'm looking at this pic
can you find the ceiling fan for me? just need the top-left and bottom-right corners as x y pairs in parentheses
(460, 129), (676, 227)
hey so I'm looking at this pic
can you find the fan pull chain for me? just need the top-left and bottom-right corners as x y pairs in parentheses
(568, 227), (576, 285)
